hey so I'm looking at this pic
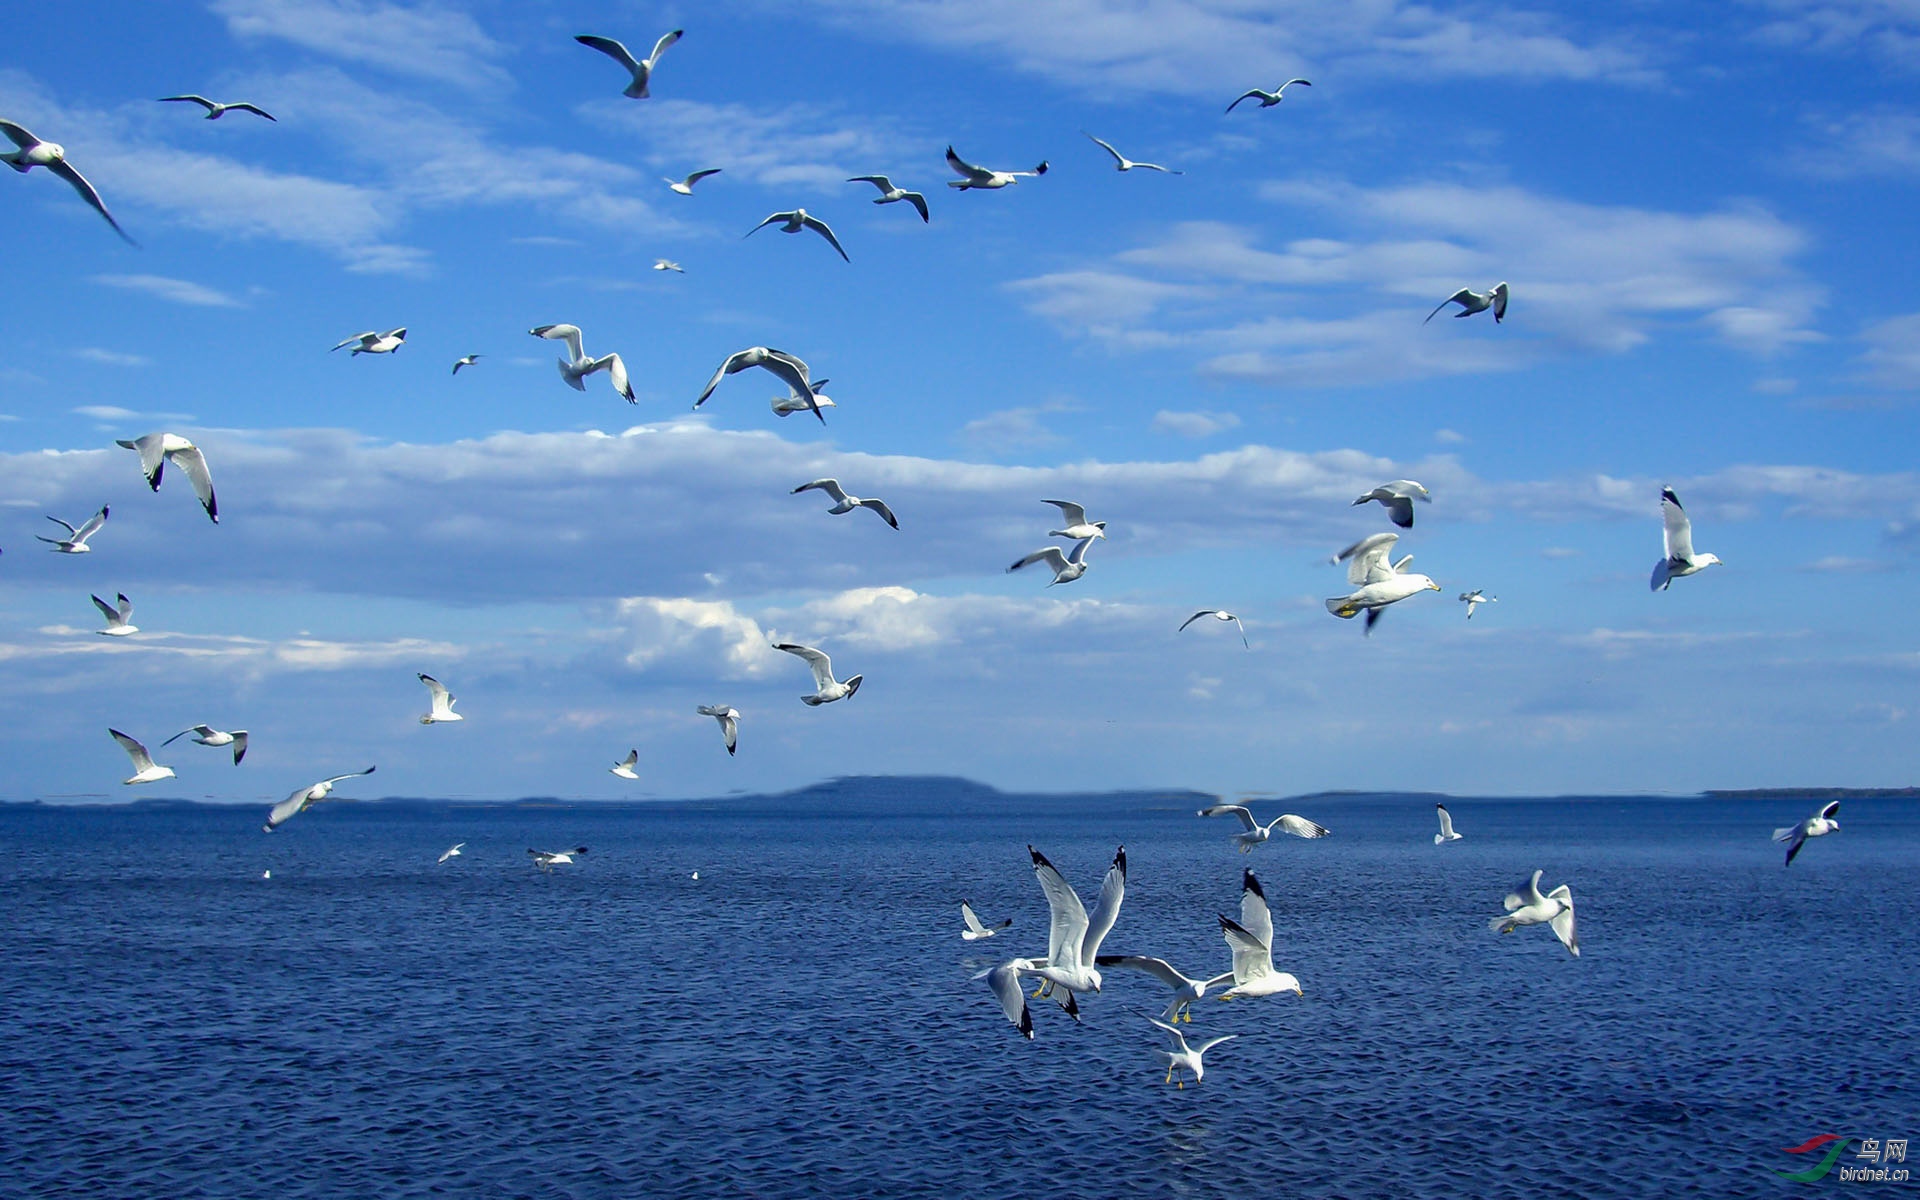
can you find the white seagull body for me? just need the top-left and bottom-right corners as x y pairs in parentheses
(610, 749), (640, 779)
(1097, 956), (1233, 1023)
(438, 842), (466, 864)
(1083, 132), (1181, 174)
(1198, 802), (1328, 852)
(945, 145), (1048, 189)
(417, 673), (462, 723)
(1020, 844), (1127, 998)
(1460, 590), (1497, 619)
(162, 724), (248, 765)
(332, 328), (407, 354)
(452, 354), (481, 374)
(109, 729), (174, 785)
(92, 592), (137, 636)
(39, 505), (108, 553)
(1435, 803), (1463, 844)
(847, 175), (929, 221)
(529, 846), (588, 871)
(1427, 282), (1509, 324)
(1773, 800), (1840, 866)
(1226, 78), (1311, 112)
(1179, 609), (1248, 648)
(1326, 531), (1441, 634)
(1353, 479), (1432, 529)
(652, 259), (684, 272)
(772, 378), (835, 417)
(773, 642), (862, 705)
(117, 433), (218, 523)
(1042, 499), (1106, 541)
(697, 705), (740, 756)
(1214, 869), (1303, 1000)
(960, 900), (1012, 941)
(159, 95), (275, 121)
(695, 346), (822, 422)
(576, 30), (683, 98)
(1009, 536), (1096, 586)
(264, 767), (376, 832)
(1147, 1015), (1235, 1088)
(1490, 869), (1579, 956)
(792, 478), (897, 529)
(530, 324), (635, 403)
(746, 208), (849, 262)
(0, 119), (134, 243)
(1651, 487), (1721, 591)
(665, 168), (721, 195)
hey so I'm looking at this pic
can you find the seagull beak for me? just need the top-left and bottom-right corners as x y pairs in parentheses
(1428, 581), (1442, 591)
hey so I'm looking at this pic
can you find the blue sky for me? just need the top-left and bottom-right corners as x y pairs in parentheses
(3, 0), (1919, 804)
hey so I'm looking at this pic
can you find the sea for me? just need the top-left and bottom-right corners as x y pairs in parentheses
(3, 780), (1915, 1199)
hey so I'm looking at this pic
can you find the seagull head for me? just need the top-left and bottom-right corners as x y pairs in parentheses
(1699, 553), (1723, 567)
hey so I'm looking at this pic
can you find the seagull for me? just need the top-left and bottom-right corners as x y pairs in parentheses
(331, 328), (406, 355)
(117, 433), (218, 523)
(773, 642), (862, 705)
(529, 846), (588, 872)
(1435, 803), (1463, 844)
(1226, 78), (1311, 113)
(575, 30), (683, 98)
(38, 505), (108, 553)
(1774, 800), (1841, 867)
(1326, 531), (1441, 635)
(791, 478), (898, 529)
(1651, 487), (1722, 591)
(847, 174), (929, 222)
(92, 592), (137, 636)
(1179, 610), (1249, 648)
(1460, 590), (1497, 619)
(263, 767), (376, 832)
(1019, 845), (1126, 998)
(980, 959), (1039, 1038)
(109, 729), (174, 785)
(0, 119), (134, 244)
(162, 725), (248, 765)
(746, 209), (850, 262)
(438, 842), (466, 864)
(695, 346), (822, 422)
(1008, 536), (1096, 586)
(158, 95), (275, 121)
(610, 749), (640, 779)
(771, 378), (836, 417)
(452, 354), (481, 374)
(1426, 282), (1509, 324)
(697, 705), (739, 756)
(945, 146), (1048, 190)
(1042, 500), (1106, 541)
(1098, 956), (1233, 1023)
(664, 168), (721, 195)
(1198, 802), (1328, 852)
(652, 259), (684, 272)
(529, 324), (635, 403)
(417, 673), (463, 724)
(1353, 479), (1432, 529)
(1490, 869), (1579, 956)
(960, 900), (1012, 941)
(1082, 132), (1181, 174)
(1145, 1014), (1235, 1088)
(1214, 869), (1304, 1000)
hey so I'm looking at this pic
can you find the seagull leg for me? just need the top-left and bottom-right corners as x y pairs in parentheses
(1165, 1063), (1174, 1085)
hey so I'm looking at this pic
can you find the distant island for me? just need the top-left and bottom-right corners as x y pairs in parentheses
(1704, 787), (1920, 800)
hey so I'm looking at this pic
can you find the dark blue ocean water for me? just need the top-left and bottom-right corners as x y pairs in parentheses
(3, 786), (1916, 1200)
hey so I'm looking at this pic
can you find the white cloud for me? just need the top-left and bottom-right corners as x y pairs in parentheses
(211, 0), (511, 89)
(588, 99), (914, 193)
(1747, 0), (1920, 66)
(1434, 428), (1469, 444)
(1152, 410), (1241, 438)
(91, 274), (243, 308)
(1794, 108), (1920, 175)
(1857, 312), (1920, 389)
(73, 348), (150, 368)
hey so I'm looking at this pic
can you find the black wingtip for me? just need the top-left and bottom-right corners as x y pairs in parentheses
(1113, 845), (1126, 876)
(1242, 869), (1266, 900)
(1661, 486), (1681, 506)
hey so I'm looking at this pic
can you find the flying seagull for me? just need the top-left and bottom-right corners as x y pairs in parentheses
(665, 168), (721, 195)
(1098, 956), (1233, 1024)
(332, 328), (406, 354)
(1326, 531), (1441, 635)
(1179, 610), (1249, 648)
(38, 505), (108, 553)
(945, 145), (1048, 190)
(1651, 487), (1721, 591)
(694, 346), (822, 422)
(438, 843), (466, 864)
(1773, 800), (1840, 867)
(1042, 500), (1105, 541)
(1082, 132), (1181, 174)
(0, 119), (134, 243)
(117, 433), (218, 523)
(92, 592), (137, 636)
(1145, 1014), (1235, 1088)
(1008, 536), (1096, 586)
(1435, 803), (1463, 844)
(791, 478), (897, 529)
(575, 30), (683, 98)
(109, 729), (174, 785)
(773, 642), (862, 705)
(960, 901), (1011, 941)
(158, 95), (275, 121)
(1489, 869), (1579, 956)
(263, 767), (376, 832)
(1226, 78), (1311, 113)
(697, 705), (740, 756)
(1353, 479), (1431, 529)
(528, 846), (588, 872)
(771, 378), (835, 417)
(652, 259), (683, 272)
(1214, 869), (1304, 1001)
(610, 750), (639, 780)
(1198, 802), (1328, 851)
(452, 354), (481, 374)
(847, 174), (929, 221)
(162, 725), (248, 765)
(1426, 282), (1509, 324)
(746, 209), (850, 262)
(417, 674), (463, 724)
(530, 323), (635, 402)
(1018, 845), (1127, 999)
(1460, 590), (1497, 619)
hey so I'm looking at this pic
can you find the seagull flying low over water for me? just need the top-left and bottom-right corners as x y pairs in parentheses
(1435, 803), (1463, 844)
(1226, 78), (1311, 113)
(530, 324), (635, 403)
(1774, 800), (1841, 866)
(332, 328), (406, 355)
(1427, 282), (1509, 324)
(1083, 132), (1181, 174)
(697, 705), (740, 756)
(960, 901), (1011, 941)
(529, 846), (588, 872)
(1179, 610), (1249, 648)
(438, 843), (465, 864)
(163, 725), (248, 765)
(665, 168), (720, 195)
(610, 750), (640, 779)
(1199, 802), (1328, 851)
(417, 674), (462, 724)
(263, 767), (376, 832)
(1490, 869), (1579, 956)
(1651, 487), (1721, 591)
(847, 174), (929, 221)
(1215, 869), (1304, 1001)
(110, 729), (174, 785)
(1020, 845), (1127, 1002)
(1099, 956), (1233, 1024)
(159, 95), (275, 121)
(92, 592), (137, 636)
(1353, 479), (1431, 529)
(747, 209), (850, 262)
(1326, 532), (1441, 634)
(118, 433), (218, 523)
(1460, 590), (1496, 619)
(452, 354), (481, 374)
(791, 478), (898, 529)
(39, 505), (108, 553)
(695, 346), (822, 422)
(1145, 1014), (1235, 1088)
(945, 146), (1048, 189)
(575, 29), (682, 98)
(1042, 499), (1106, 541)
(653, 259), (683, 272)
(0, 119), (134, 243)
(774, 642), (863, 706)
